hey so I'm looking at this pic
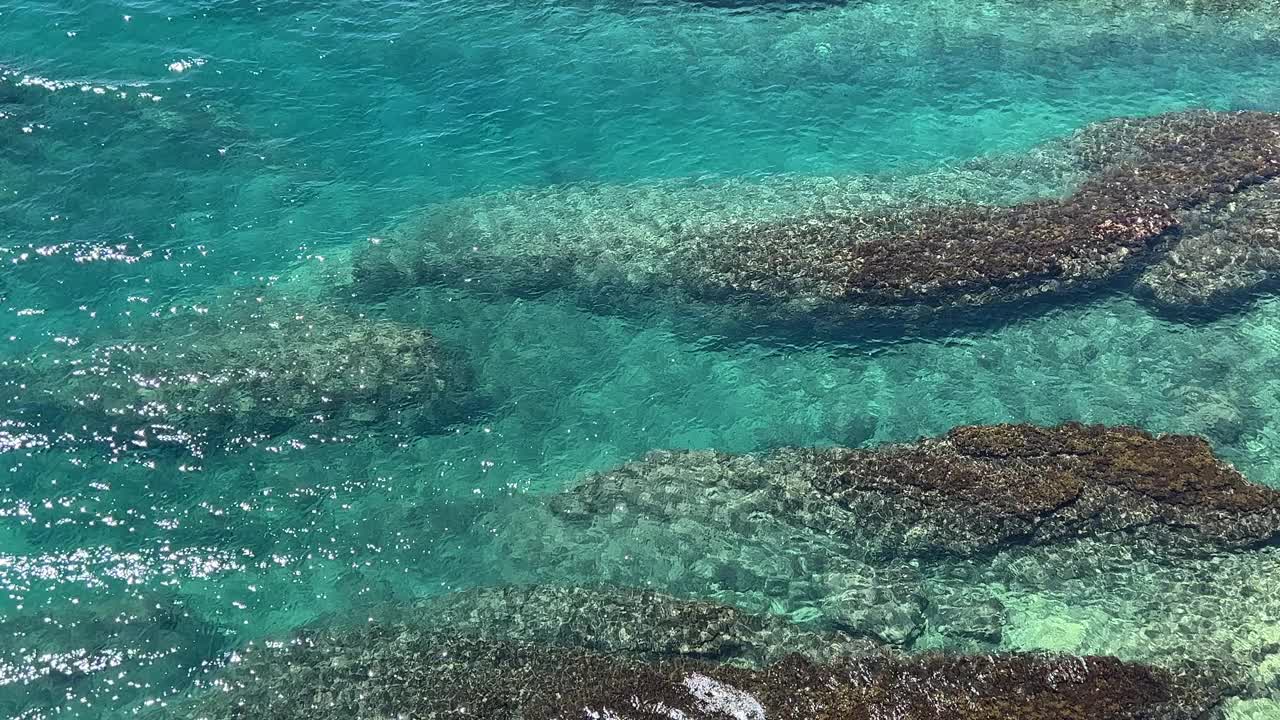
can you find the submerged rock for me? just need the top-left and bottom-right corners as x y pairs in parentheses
(664, 110), (1280, 316)
(349, 162), (1080, 304)
(484, 472), (934, 646)
(414, 584), (880, 665)
(1135, 178), (1280, 310)
(673, 195), (1170, 312)
(817, 567), (929, 646)
(181, 583), (1228, 719)
(17, 296), (473, 453)
(352, 110), (1280, 326)
(480, 423), (1279, 649)
(346, 137), (1088, 307)
(187, 622), (1225, 720)
(554, 423), (1280, 558)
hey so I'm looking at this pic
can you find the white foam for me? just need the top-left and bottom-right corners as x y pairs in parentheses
(683, 673), (766, 720)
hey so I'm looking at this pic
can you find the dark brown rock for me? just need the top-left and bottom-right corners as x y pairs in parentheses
(673, 195), (1173, 310)
(681, 111), (1280, 312)
(413, 584), (879, 665)
(555, 423), (1280, 558)
(1068, 110), (1280, 202)
(353, 110), (1280, 324)
(188, 629), (1225, 720)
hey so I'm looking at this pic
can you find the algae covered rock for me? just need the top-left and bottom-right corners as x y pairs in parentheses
(187, 625), (1225, 720)
(673, 195), (1170, 313)
(23, 296), (473, 453)
(353, 110), (1280, 325)
(345, 130), (1089, 308)
(1135, 178), (1280, 310)
(181, 584), (1227, 720)
(553, 423), (1280, 559)
(414, 584), (880, 665)
(348, 160), (1080, 305)
(677, 110), (1280, 315)
(1066, 109), (1280, 205)
(480, 423), (1278, 649)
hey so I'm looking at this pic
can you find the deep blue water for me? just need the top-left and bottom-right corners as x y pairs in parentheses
(4, 1), (1280, 718)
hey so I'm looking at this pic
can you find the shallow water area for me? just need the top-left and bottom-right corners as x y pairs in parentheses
(4, 0), (1280, 718)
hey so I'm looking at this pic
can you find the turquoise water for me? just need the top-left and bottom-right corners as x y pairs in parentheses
(4, 1), (1280, 717)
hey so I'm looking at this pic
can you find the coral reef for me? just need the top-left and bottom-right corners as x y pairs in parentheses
(350, 110), (1280, 326)
(184, 585), (1226, 720)
(18, 296), (473, 453)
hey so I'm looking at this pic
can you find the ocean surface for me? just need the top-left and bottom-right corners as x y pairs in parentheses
(4, 1), (1280, 718)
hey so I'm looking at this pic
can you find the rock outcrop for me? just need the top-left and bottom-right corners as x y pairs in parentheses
(185, 585), (1227, 720)
(195, 644), (1224, 720)
(351, 110), (1280, 325)
(1135, 178), (1280, 310)
(480, 424), (1280, 651)
(13, 296), (474, 454)
(553, 423), (1280, 558)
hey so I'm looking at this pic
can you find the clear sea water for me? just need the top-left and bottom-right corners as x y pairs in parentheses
(4, 1), (1280, 718)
